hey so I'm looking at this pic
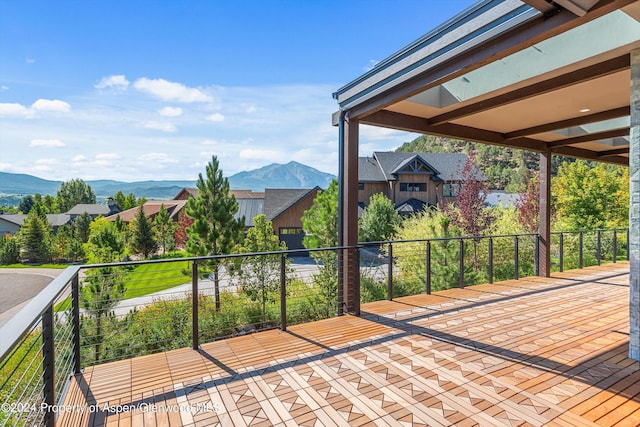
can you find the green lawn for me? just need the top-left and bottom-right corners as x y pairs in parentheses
(121, 261), (192, 299)
(54, 260), (192, 311)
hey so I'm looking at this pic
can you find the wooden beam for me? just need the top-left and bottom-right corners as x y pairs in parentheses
(547, 127), (629, 147)
(504, 106), (629, 139)
(598, 147), (629, 157)
(361, 110), (547, 152)
(428, 55), (630, 126)
(552, 145), (629, 165)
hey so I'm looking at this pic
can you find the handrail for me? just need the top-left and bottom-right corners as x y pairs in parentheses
(0, 266), (81, 361)
(0, 228), (629, 426)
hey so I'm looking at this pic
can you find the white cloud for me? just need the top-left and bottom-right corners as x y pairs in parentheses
(31, 99), (71, 113)
(158, 106), (183, 117)
(95, 153), (121, 160)
(25, 57), (35, 64)
(134, 77), (212, 103)
(0, 85), (8, 91)
(206, 113), (224, 122)
(144, 121), (177, 132)
(36, 158), (58, 165)
(30, 138), (65, 148)
(95, 74), (130, 91)
(0, 103), (32, 117)
(245, 105), (256, 113)
(239, 148), (281, 163)
(71, 155), (87, 162)
(139, 152), (178, 164)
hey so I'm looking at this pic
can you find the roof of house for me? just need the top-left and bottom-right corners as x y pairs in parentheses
(263, 188), (320, 221)
(106, 201), (187, 222)
(175, 188), (265, 200)
(485, 191), (521, 208)
(66, 204), (118, 216)
(236, 198), (265, 227)
(360, 152), (486, 183)
(0, 214), (71, 227)
(394, 198), (428, 213)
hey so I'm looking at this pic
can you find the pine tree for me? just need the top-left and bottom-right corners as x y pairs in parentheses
(19, 211), (52, 262)
(129, 205), (158, 258)
(154, 204), (177, 255)
(186, 155), (244, 310)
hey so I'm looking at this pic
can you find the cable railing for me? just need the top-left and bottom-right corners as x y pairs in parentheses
(0, 228), (628, 426)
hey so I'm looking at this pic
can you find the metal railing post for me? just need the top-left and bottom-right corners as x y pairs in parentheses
(426, 241), (431, 294)
(514, 236), (519, 280)
(534, 235), (539, 276)
(280, 254), (287, 331)
(613, 229), (617, 263)
(192, 261), (199, 350)
(71, 274), (81, 374)
(42, 305), (55, 427)
(597, 230), (602, 265)
(353, 247), (360, 316)
(627, 229), (631, 261)
(387, 242), (393, 300)
(559, 233), (564, 272)
(579, 232), (584, 268)
(488, 237), (494, 284)
(459, 239), (464, 288)
(337, 247), (344, 316)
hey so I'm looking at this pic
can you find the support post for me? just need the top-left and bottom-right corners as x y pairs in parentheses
(339, 114), (359, 313)
(426, 241), (432, 294)
(539, 148), (552, 277)
(488, 238), (494, 284)
(387, 242), (393, 300)
(630, 49), (640, 360)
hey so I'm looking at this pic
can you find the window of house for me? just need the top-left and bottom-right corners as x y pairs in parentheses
(358, 182), (364, 190)
(400, 182), (426, 192)
(279, 227), (304, 235)
(443, 183), (461, 197)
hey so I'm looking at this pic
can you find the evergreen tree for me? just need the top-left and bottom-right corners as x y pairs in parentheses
(154, 204), (177, 255)
(19, 211), (52, 262)
(129, 205), (157, 258)
(302, 180), (339, 318)
(74, 212), (92, 243)
(18, 195), (35, 214)
(186, 155), (244, 310)
(113, 191), (138, 211)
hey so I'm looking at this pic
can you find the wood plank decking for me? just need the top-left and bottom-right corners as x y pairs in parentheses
(58, 263), (639, 426)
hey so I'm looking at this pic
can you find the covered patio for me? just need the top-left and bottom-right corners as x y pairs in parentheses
(332, 0), (640, 359)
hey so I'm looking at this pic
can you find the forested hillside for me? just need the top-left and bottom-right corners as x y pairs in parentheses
(396, 135), (573, 191)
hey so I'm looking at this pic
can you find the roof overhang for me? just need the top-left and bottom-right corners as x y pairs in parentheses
(333, 0), (640, 165)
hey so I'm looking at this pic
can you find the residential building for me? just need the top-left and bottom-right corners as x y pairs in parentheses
(359, 151), (486, 214)
(66, 200), (121, 220)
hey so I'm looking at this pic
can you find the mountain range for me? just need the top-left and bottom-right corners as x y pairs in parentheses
(0, 161), (335, 204)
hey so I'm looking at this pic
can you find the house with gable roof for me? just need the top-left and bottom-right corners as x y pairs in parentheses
(359, 151), (486, 214)
(264, 187), (321, 250)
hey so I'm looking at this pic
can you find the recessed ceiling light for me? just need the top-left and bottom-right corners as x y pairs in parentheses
(579, 108), (591, 113)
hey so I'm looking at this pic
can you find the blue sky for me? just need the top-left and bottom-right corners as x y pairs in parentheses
(0, 0), (475, 182)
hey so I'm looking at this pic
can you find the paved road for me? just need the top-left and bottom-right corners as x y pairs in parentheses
(0, 268), (63, 327)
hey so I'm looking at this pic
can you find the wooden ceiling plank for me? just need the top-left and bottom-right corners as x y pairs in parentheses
(547, 127), (629, 147)
(428, 55), (630, 126)
(504, 106), (629, 139)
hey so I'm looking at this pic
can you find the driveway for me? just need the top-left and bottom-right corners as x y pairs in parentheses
(0, 268), (63, 327)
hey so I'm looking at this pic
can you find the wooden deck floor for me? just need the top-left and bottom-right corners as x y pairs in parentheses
(58, 263), (639, 426)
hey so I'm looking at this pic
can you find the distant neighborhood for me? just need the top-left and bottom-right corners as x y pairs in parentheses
(0, 151), (518, 253)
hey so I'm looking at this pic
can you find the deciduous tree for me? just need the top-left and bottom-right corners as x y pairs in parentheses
(56, 178), (96, 213)
(360, 193), (400, 242)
